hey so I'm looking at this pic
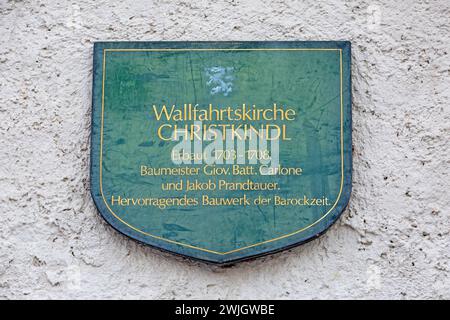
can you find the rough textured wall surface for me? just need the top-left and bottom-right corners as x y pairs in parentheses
(0, 0), (449, 300)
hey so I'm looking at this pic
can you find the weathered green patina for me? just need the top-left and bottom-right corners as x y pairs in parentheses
(90, 41), (352, 263)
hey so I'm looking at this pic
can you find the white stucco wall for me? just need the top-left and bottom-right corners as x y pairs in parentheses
(1, 0), (449, 299)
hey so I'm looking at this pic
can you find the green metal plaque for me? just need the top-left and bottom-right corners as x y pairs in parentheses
(90, 41), (352, 263)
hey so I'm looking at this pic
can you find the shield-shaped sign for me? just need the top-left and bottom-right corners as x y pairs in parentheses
(90, 41), (351, 263)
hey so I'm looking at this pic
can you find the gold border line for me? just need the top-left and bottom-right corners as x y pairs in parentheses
(99, 48), (344, 256)
(105, 48), (340, 52)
